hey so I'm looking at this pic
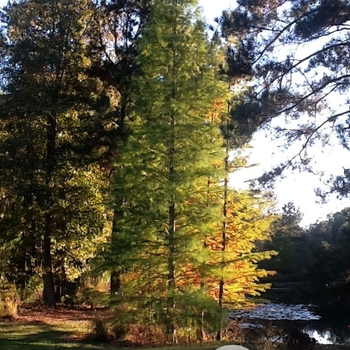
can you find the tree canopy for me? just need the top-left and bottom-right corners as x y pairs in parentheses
(219, 0), (350, 194)
(104, 0), (276, 340)
(0, 0), (277, 341)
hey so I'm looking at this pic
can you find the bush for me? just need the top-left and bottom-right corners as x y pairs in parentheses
(91, 318), (111, 342)
(77, 287), (108, 309)
(18, 275), (42, 303)
(90, 317), (131, 342)
(0, 278), (19, 319)
(111, 322), (128, 340)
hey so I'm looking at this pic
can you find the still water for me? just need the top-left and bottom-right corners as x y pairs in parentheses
(230, 303), (350, 345)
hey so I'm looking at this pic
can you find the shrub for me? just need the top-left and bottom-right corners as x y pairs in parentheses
(111, 322), (128, 340)
(91, 318), (111, 342)
(77, 287), (108, 309)
(0, 278), (19, 319)
(18, 275), (42, 303)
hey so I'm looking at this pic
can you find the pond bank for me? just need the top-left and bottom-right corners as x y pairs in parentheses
(230, 302), (350, 346)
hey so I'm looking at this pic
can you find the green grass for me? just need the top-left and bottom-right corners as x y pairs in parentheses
(0, 320), (224, 350)
(0, 321), (114, 350)
(0, 321), (342, 350)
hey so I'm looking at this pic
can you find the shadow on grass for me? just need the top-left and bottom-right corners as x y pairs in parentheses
(0, 321), (112, 350)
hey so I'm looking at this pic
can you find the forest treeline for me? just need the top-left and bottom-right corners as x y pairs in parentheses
(0, 0), (276, 341)
(2, 0), (350, 343)
(261, 203), (350, 313)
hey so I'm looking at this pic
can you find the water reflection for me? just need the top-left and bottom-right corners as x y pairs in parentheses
(304, 328), (334, 345)
(230, 302), (350, 345)
(230, 303), (320, 321)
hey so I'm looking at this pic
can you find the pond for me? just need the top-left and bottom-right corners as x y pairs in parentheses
(230, 302), (350, 345)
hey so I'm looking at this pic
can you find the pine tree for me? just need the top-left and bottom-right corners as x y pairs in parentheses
(87, 0), (152, 295)
(219, 0), (350, 188)
(0, 0), (109, 306)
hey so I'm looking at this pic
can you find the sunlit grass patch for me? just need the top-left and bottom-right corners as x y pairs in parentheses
(0, 319), (227, 350)
(0, 321), (113, 350)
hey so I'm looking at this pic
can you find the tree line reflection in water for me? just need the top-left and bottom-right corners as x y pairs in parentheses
(230, 303), (350, 346)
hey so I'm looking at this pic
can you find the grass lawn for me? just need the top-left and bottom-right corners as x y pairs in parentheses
(0, 320), (223, 350)
(0, 320), (114, 350)
(0, 320), (348, 350)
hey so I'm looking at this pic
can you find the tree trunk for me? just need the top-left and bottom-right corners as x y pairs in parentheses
(216, 144), (229, 341)
(110, 270), (121, 295)
(109, 89), (128, 295)
(42, 113), (57, 308)
(167, 89), (177, 342)
(110, 200), (124, 294)
(167, 202), (177, 343)
(167, 124), (176, 339)
(43, 221), (55, 307)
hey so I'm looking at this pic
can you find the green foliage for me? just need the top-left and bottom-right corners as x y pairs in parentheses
(261, 205), (350, 308)
(77, 287), (108, 309)
(90, 319), (111, 343)
(260, 203), (312, 283)
(306, 209), (350, 295)
(173, 289), (228, 335)
(0, 0), (110, 305)
(18, 275), (43, 303)
(0, 0), (278, 338)
(107, 0), (230, 338)
(105, 0), (277, 339)
(207, 186), (277, 311)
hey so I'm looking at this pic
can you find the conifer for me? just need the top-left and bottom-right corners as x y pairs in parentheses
(0, 0), (108, 306)
(110, 0), (228, 339)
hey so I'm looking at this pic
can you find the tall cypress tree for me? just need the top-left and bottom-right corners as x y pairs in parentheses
(110, 0), (228, 339)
